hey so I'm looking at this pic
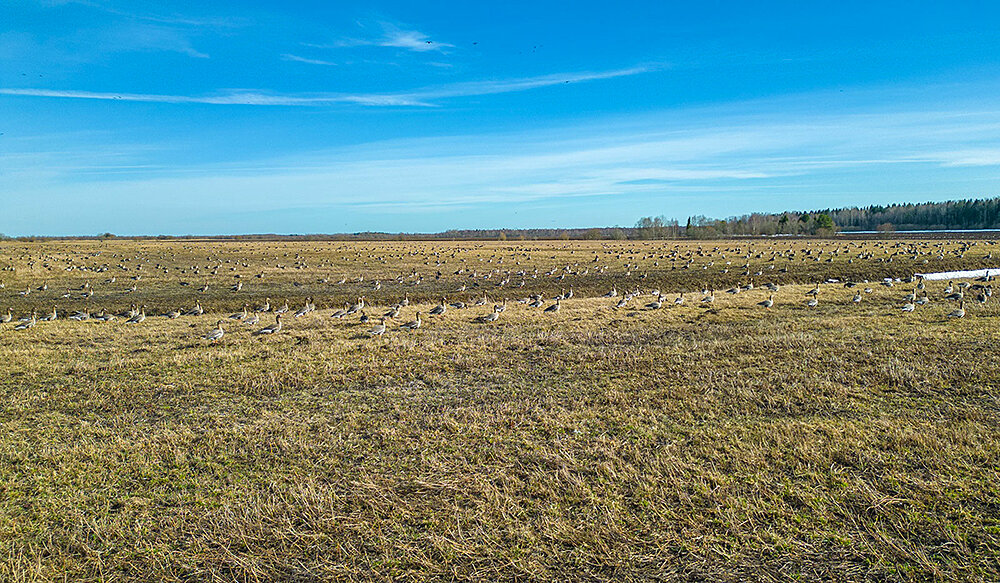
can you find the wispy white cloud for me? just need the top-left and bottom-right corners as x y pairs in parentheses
(0, 88), (430, 107)
(0, 64), (657, 107)
(105, 23), (210, 58)
(281, 54), (337, 66)
(332, 22), (454, 53)
(30, 0), (101, 7)
(935, 149), (1000, 167)
(17, 1), (241, 61)
(32, 0), (245, 28)
(412, 66), (658, 100)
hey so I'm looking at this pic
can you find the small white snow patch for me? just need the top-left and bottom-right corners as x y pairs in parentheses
(916, 268), (999, 281)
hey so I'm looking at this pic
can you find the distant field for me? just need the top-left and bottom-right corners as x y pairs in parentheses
(2, 238), (999, 581)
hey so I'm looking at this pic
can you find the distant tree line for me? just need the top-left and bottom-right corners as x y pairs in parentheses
(632, 197), (1000, 239)
(820, 198), (1000, 231)
(631, 212), (836, 239)
(671, 212), (836, 239)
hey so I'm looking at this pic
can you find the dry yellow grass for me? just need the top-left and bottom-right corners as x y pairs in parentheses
(1, 238), (999, 581)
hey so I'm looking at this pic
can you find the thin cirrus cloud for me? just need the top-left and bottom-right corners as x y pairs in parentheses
(21, 2), (238, 60)
(106, 23), (210, 58)
(936, 149), (1000, 167)
(0, 64), (656, 107)
(34, 0), (246, 28)
(326, 22), (454, 53)
(281, 53), (337, 66)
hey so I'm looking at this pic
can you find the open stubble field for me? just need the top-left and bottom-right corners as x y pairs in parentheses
(1, 238), (999, 581)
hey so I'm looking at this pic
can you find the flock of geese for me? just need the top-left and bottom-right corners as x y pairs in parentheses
(1, 271), (991, 341)
(2, 239), (996, 341)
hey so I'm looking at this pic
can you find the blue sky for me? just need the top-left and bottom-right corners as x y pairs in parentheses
(3, 1), (1000, 236)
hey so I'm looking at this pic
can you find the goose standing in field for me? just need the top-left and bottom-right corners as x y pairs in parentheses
(757, 294), (774, 309)
(275, 301), (290, 314)
(346, 297), (364, 315)
(230, 303), (249, 320)
(164, 308), (182, 319)
(2, 308), (12, 323)
(544, 298), (561, 313)
(806, 283), (820, 297)
(852, 291), (862, 303)
(903, 289), (917, 303)
(614, 296), (628, 309)
(604, 286), (618, 298)
(645, 295), (664, 310)
(915, 293), (930, 306)
(359, 311), (369, 324)
(429, 298), (447, 316)
(674, 293), (685, 306)
(806, 295), (819, 308)
(944, 289), (964, 301)
(901, 301), (915, 313)
(369, 318), (387, 337)
(944, 281), (954, 295)
(68, 310), (89, 321)
(125, 306), (146, 324)
(186, 301), (204, 316)
(477, 306), (500, 323)
(701, 289), (715, 304)
(40, 306), (58, 321)
(400, 312), (421, 330)
(947, 301), (966, 318)
(202, 320), (225, 342)
(494, 298), (507, 313)
(383, 305), (401, 319)
(255, 314), (282, 335)
(293, 297), (313, 318)
(243, 312), (260, 326)
(256, 298), (271, 312)
(330, 303), (349, 319)
(14, 312), (36, 330)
